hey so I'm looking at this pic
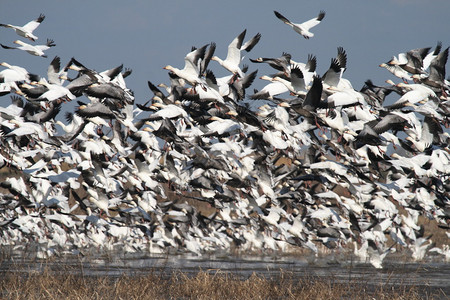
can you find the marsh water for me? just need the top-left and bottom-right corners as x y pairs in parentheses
(2, 249), (449, 295)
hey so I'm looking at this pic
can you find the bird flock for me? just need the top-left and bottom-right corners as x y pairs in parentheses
(0, 12), (449, 268)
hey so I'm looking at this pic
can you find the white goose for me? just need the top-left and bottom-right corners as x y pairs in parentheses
(250, 75), (289, 100)
(35, 77), (76, 102)
(211, 29), (261, 78)
(1, 39), (55, 58)
(0, 62), (32, 83)
(0, 14), (45, 41)
(386, 82), (436, 109)
(272, 67), (308, 96)
(274, 10), (325, 39)
(405, 116), (436, 152)
(163, 44), (209, 87)
(0, 62), (33, 93)
(379, 63), (412, 82)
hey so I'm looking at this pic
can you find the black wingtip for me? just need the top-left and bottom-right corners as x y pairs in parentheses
(317, 11), (326, 21)
(37, 14), (45, 23)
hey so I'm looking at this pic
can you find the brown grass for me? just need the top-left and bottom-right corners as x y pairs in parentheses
(0, 263), (446, 300)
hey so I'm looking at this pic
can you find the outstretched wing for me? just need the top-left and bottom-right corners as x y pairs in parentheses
(274, 11), (293, 26)
(22, 14), (45, 33)
(300, 10), (325, 31)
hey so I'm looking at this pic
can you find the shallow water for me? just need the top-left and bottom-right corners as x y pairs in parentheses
(2, 250), (449, 295)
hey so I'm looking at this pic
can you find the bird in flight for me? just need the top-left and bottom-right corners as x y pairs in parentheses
(274, 10), (325, 39)
(0, 14), (45, 41)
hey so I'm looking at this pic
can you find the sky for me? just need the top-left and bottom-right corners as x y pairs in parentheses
(1, 0), (449, 110)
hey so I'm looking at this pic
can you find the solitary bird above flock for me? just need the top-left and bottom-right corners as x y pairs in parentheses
(274, 10), (326, 39)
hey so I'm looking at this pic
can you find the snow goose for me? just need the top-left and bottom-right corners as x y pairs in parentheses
(76, 100), (117, 121)
(354, 122), (385, 150)
(290, 54), (317, 87)
(47, 56), (67, 86)
(387, 46), (430, 75)
(259, 104), (296, 137)
(413, 46), (449, 90)
(84, 82), (127, 101)
(389, 152), (432, 177)
(405, 116), (441, 152)
(163, 44), (209, 87)
(0, 62), (35, 83)
(7, 118), (49, 141)
(370, 112), (411, 135)
(325, 86), (367, 109)
(206, 115), (241, 136)
(249, 52), (292, 75)
(18, 56), (69, 100)
(385, 82), (436, 109)
(227, 69), (258, 101)
(281, 75), (325, 122)
(274, 10), (325, 39)
(422, 41), (442, 71)
(147, 103), (188, 121)
(21, 100), (61, 124)
(211, 29), (261, 78)
(231, 104), (265, 129)
(129, 126), (160, 152)
(0, 14), (45, 41)
(55, 112), (84, 134)
(272, 66), (308, 96)
(65, 57), (123, 83)
(359, 79), (402, 107)
(322, 47), (348, 91)
(1, 39), (55, 58)
(0, 62), (37, 94)
(320, 109), (356, 138)
(379, 63), (412, 82)
(249, 76), (289, 100)
(34, 77), (76, 102)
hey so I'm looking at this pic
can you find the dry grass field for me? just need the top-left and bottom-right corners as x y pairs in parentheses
(0, 261), (446, 300)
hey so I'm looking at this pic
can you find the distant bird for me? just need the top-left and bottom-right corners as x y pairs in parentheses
(274, 10), (325, 39)
(1, 39), (55, 58)
(0, 14), (45, 41)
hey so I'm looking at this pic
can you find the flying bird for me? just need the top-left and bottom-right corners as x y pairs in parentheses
(0, 14), (45, 41)
(274, 10), (325, 39)
(1, 39), (55, 58)
(211, 29), (261, 78)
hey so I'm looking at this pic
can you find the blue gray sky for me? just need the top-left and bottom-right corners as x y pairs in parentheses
(1, 0), (448, 108)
